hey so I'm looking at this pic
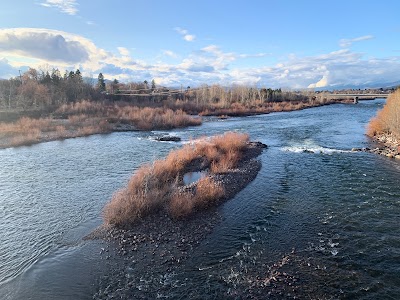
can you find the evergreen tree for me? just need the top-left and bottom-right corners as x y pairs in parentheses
(51, 68), (61, 85)
(97, 73), (106, 92)
(75, 69), (83, 83)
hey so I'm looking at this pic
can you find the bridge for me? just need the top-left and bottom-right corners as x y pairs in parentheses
(325, 93), (389, 104)
(108, 88), (390, 102)
(326, 93), (389, 99)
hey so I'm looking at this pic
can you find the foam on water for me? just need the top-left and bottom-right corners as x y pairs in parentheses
(281, 139), (351, 154)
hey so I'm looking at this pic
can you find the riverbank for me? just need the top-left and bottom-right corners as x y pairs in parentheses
(198, 98), (353, 117)
(0, 98), (354, 149)
(90, 136), (268, 298)
(364, 90), (400, 158)
(355, 133), (400, 158)
(0, 104), (201, 149)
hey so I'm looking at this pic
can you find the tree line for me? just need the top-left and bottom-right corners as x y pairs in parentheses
(0, 68), (104, 110)
(0, 67), (323, 110)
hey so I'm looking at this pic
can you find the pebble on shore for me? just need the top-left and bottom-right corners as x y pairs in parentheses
(352, 133), (400, 159)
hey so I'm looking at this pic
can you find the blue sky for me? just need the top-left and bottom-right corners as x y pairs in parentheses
(0, 0), (400, 89)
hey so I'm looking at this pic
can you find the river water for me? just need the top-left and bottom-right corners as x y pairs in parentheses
(1, 99), (399, 299)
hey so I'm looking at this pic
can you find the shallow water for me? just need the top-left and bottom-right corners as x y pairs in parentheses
(183, 171), (208, 185)
(1, 99), (400, 298)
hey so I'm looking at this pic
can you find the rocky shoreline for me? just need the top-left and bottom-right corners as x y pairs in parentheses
(351, 133), (400, 159)
(89, 141), (267, 299)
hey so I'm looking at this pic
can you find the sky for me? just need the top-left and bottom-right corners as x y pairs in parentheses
(0, 0), (400, 89)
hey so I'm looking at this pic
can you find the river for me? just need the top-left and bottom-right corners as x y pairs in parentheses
(1, 99), (399, 299)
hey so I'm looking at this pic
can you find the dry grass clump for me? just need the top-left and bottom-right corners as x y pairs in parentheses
(206, 132), (249, 172)
(103, 132), (251, 227)
(193, 177), (225, 208)
(8, 130), (41, 148)
(56, 100), (107, 116)
(210, 149), (242, 173)
(168, 177), (224, 219)
(197, 99), (343, 117)
(0, 117), (55, 135)
(212, 131), (249, 152)
(0, 113), (113, 148)
(116, 106), (202, 130)
(367, 116), (386, 137)
(168, 191), (195, 219)
(0, 117), (57, 147)
(367, 90), (400, 137)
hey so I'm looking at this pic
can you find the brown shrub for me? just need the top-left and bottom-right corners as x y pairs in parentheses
(103, 164), (172, 226)
(211, 131), (249, 153)
(193, 177), (225, 208)
(367, 90), (400, 137)
(200, 143), (221, 162)
(211, 149), (241, 173)
(103, 131), (249, 226)
(68, 114), (88, 125)
(9, 129), (41, 147)
(367, 114), (386, 137)
(56, 100), (107, 116)
(76, 126), (99, 137)
(169, 191), (195, 219)
(116, 106), (201, 130)
(103, 190), (133, 226)
(18, 117), (48, 131)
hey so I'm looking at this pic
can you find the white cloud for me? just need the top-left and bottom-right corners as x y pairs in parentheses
(239, 53), (268, 58)
(308, 74), (329, 88)
(174, 27), (196, 42)
(174, 27), (188, 35)
(339, 35), (374, 48)
(183, 34), (196, 42)
(162, 50), (177, 58)
(40, 0), (78, 15)
(0, 28), (89, 63)
(201, 45), (219, 53)
(0, 58), (21, 79)
(199, 45), (268, 71)
(0, 28), (114, 74)
(117, 47), (130, 56)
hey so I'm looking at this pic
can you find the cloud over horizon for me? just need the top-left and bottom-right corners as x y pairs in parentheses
(0, 28), (399, 89)
(0, 29), (88, 63)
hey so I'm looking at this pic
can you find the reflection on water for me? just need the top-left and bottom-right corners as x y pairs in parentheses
(183, 171), (207, 185)
(2, 99), (400, 298)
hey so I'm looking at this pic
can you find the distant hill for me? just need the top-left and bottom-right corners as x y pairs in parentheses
(318, 81), (400, 91)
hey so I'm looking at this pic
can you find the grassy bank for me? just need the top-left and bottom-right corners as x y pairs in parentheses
(103, 132), (258, 227)
(0, 101), (201, 148)
(0, 95), (353, 149)
(165, 97), (351, 117)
